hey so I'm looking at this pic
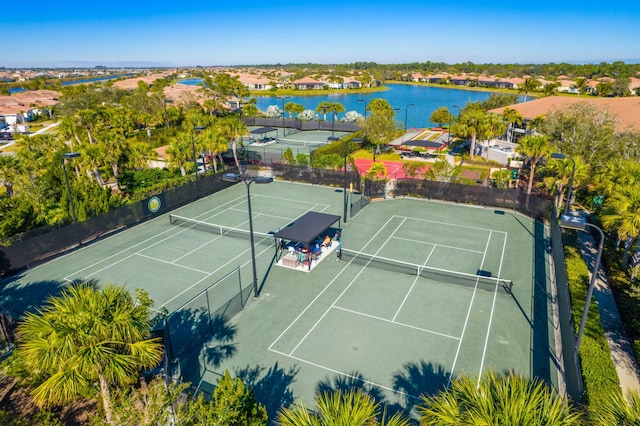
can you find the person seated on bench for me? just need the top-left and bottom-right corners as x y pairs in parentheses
(322, 235), (331, 248)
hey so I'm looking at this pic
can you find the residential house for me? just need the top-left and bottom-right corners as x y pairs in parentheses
(490, 95), (640, 133)
(292, 77), (325, 90)
(236, 74), (273, 91)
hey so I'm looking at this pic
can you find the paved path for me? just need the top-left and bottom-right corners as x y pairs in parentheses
(577, 231), (640, 394)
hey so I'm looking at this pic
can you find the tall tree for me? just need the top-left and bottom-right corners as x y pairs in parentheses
(279, 389), (411, 426)
(453, 105), (488, 160)
(574, 78), (589, 96)
(543, 156), (589, 213)
(482, 113), (507, 159)
(430, 107), (452, 127)
(166, 132), (195, 176)
(417, 372), (582, 425)
(0, 155), (22, 198)
(519, 77), (541, 102)
(540, 102), (618, 168)
(502, 107), (523, 143)
(15, 284), (163, 426)
(516, 134), (551, 194)
(315, 101), (332, 121)
(601, 186), (640, 268)
(216, 115), (248, 171)
(361, 99), (401, 154)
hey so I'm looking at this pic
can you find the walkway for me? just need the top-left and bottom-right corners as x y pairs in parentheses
(577, 231), (640, 394)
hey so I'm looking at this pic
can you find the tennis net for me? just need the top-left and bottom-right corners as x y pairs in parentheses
(340, 248), (513, 295)
(169, 214), (274, 246)
(278, 138), (326, 148)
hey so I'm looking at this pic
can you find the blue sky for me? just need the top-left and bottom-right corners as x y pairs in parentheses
(3, 0), (639, 68)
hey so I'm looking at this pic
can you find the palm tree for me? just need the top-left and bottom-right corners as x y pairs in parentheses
(516, 134), (551, 194)
(543, 156), (589, 213)
(78, 143), (106, 187)
(326, 102), (346, 122)
(502, 107), (523, 143)
(574, 78), (589, 97)
(482, 113), (507, 159)
(316, 101), (332, 121)
(454, 106), (488, 160)
(166, 133), (195, 176)
(216, 116), (248, 171)
(417, 371), (582, 425)
(202, 127), (229, 173)
(279, 389), (411, 426)
(519, 77), (541, 102)
(126, 141), (154, 171)
(601, 185), (640, 268)
(367, 162), (387, 180)
(15, 284), (163, 425)
(0, 155), (22, 198)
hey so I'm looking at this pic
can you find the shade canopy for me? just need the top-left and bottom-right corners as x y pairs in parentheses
(251, 126), (278, 135)
(274, 212), (341, 244)
(403, 140), (443, 149)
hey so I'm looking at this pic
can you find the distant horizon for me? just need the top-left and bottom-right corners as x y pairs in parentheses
(5, 0), (639, 69)
(3, 58), (640, 70)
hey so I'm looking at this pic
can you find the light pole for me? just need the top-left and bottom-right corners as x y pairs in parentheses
(62, 152), (80, 222)
(344, 137), (363, 222)
(223, 173), (273, 298)
(560, 215), (604, 350)
(402, 103), (414, 143)
(551, 152), (576, 216)
(278, 96), (290, 137)
(404, 103), (414, 133)
(356, 99), (368, 119)
(191, 125), (206, 179)
(449, 105), (461, 145)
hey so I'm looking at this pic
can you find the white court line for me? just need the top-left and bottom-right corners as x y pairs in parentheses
(62, 194), (247, 280)
(392, 236), (484, 254)
(333, 305), (459, 341)
(135, 253), (211, 275)
(268, 347), (421, 401)
(227, 207), (293, 222)
(395, 215), (507, 235)
(268, 216), (399, 352)
(157, 240), (276, 310)
(477, 231), (509, 384)
(392, 245), (437, 322)
(447, 230), (493, 388)
(255, 193), (330, 210)
(288, 218), (408, 357)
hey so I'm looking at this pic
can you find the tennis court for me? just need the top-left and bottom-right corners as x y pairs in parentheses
(243, 128), (350, 164)
(0, 180), (558, 419)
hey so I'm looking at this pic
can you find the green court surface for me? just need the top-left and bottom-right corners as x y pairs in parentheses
(0, 181), (558, 419)
(243, 128), (350, 162)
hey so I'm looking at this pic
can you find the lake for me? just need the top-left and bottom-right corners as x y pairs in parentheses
(178, 79), (509, 128)
(8, 73), (136, 94)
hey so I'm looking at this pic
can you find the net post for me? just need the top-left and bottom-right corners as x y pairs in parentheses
(504, 280), (513, 295)
(237, 266), (244, 307)
(205, 287), (213, 335)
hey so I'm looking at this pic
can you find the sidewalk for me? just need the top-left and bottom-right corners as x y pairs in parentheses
(577, 231), (640, 394)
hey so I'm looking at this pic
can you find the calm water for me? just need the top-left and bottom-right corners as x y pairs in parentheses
(178, 79), (504, 128)
(8, 73), (135, 94)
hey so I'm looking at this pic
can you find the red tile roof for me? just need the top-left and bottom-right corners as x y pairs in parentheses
(490, 96), (640, 132)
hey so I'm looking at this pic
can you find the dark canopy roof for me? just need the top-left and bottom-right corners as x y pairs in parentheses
(251, 126), (278, 135)
(274, 212), (341, 244)
(404, 140), (443, 149)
